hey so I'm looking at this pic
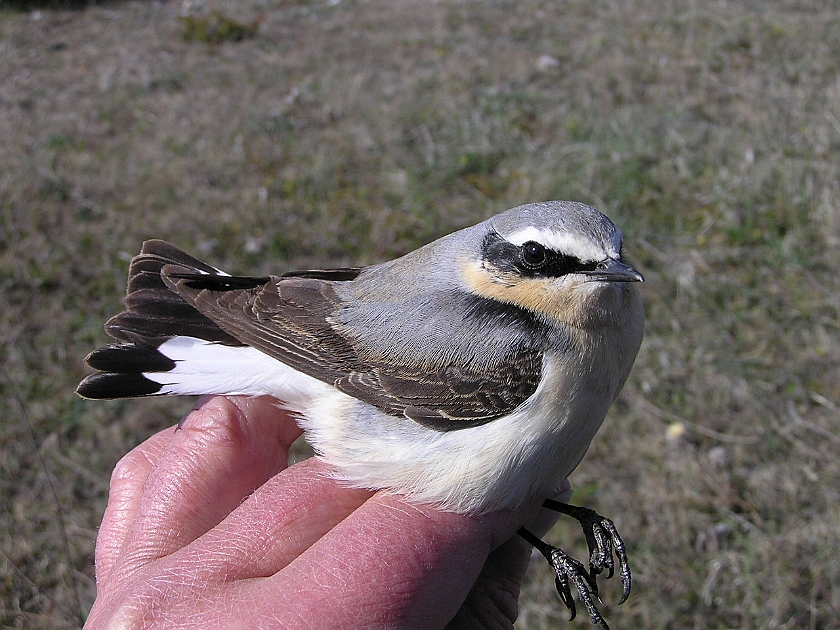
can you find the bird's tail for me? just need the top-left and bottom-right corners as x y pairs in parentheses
(76, 240), (268, 400)
(103, 239), (244, 345)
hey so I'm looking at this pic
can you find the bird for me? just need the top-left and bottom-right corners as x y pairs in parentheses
(77, 200), (644, 628)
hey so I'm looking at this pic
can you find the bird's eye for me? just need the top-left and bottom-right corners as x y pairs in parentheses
(521, 241), (547, 268)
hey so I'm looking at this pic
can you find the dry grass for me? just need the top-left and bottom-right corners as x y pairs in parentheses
(1, 0), (839, 628)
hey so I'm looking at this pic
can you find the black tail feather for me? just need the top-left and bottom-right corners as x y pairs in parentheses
(101, 240), (244, 346)
(124, 290), (200, 319)
(138, 239), (222, 275)
(78, 338), (176, 399)
(85, 342), (176, 373)
(76, 371), (164, 399)
(105, 311), (236, 344)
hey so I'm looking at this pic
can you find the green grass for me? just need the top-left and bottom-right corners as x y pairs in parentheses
(1, 0), (839, 628)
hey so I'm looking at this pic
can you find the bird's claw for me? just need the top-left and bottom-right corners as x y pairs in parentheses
(548, 546), (607, 628)
(543, 499), (632, 605)
(518, 501), (631, 628)
(519, 527), (609, 629)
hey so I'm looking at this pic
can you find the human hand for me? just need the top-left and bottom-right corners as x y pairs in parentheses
(84, 395), (566, 630)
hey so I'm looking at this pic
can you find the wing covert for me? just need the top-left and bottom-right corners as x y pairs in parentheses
(164, 267), (543, 430)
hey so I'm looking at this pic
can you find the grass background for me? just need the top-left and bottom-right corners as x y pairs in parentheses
(2, 0), (839, 627)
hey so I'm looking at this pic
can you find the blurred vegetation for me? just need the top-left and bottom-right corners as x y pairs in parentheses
(180, 10), (262, 44)
(1, 0), (838, 628)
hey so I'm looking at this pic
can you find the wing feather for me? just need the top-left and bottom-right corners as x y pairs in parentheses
(162, 266), (542, 428)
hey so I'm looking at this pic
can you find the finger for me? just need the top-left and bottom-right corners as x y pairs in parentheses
(177, 457), (373, 581)
(241, 493), (535, 630)
(444, 482), (575, 628)
(95, 427), (176, 584)
(113, 396), (300, 577)
(96, 395), (255, 579)
(445, 534), (533, 630)
(85, 459), (373, 630)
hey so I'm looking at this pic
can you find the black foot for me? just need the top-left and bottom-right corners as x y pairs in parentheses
(518, 527), (610, 629)
(518, 501), (631, 629)
(543, 500), (631, 605)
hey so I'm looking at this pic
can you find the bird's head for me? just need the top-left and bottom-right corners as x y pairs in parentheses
(459, 201), (643, 329)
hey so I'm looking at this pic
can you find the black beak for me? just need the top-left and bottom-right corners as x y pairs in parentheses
(581, 258), (644, 283)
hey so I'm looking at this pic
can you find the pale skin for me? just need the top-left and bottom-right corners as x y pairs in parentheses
(85, 395), (569, 630)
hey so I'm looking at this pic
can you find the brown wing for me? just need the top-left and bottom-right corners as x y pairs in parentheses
(163, 268), (359, 383)
(163, 267), (542, 429)
(336, 353), (542, 430)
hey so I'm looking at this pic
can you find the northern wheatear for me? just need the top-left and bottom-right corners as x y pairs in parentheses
(78, 200), (644, 628)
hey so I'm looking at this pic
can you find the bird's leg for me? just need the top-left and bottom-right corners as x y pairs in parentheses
(542, 499), (631, 604)
(518, 527), (609, 629)
(518, 500), (631, 629)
